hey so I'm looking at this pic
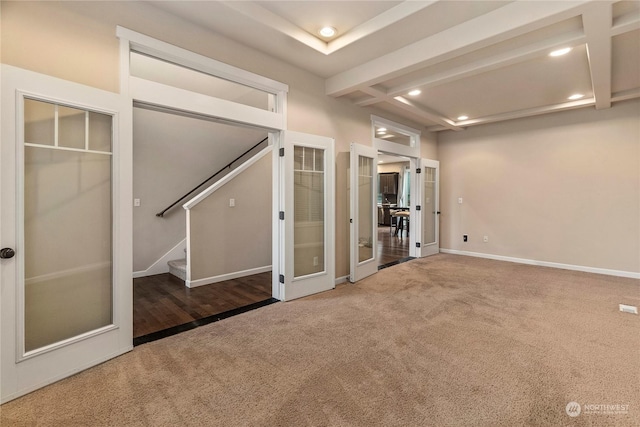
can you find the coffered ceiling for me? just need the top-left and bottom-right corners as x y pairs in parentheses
(150, 0), (639, 132)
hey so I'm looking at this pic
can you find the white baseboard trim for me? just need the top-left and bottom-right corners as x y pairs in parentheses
(439, 249), (640, 279)
(133, 238), (186, 279)
(335, 275), (349, 285)
(186, 265), (272, 288)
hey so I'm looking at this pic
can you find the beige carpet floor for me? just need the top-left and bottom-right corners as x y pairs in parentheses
(1, 254), (639, 426)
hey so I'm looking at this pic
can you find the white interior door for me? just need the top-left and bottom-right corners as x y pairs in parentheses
(349, 143), (378, 282)
(280, 131), (335, 301)
(1, 66), (132, 403)
(417, 159), (440, 257)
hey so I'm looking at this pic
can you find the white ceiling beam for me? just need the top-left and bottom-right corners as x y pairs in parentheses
(611, 88), (640, 103)
(355, 96), (383, 107)
(222, 1), (328, 54)
(611, 10), (640, 36)
(392, 96), (461, 131)
(361, 87), (460, 131)
(582, 2), (613, 110)
(326, 1), (438, 54)
(426, 98), (596, 132)
(388, 30), (587, 97)
(326, 0), (591, 97)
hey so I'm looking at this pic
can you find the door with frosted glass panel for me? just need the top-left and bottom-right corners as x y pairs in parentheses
(1, 67), (130, 404)
(280, 131), (335, 301)
(349, 143), (378, 282)
(418, 159), (440, 257)
(23, 99), (113, 351)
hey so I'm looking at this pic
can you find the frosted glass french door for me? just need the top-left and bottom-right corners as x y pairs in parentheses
(280, 131), (335, 301)
(23, 99), (114, 352)
(349, 143), (378, 282)
(1, 66), (131, 403)
(418, 159), (440, 257)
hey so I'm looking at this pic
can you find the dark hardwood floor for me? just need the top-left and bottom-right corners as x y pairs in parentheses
(134, 271), (272, 338)
(377, 225), (410, 266)
(134, 228), (406, 340)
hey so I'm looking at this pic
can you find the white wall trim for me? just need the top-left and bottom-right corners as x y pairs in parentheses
(133, 239), (186, 279)
(371, 115), (421, 158)
(440, 249), (640, 279)
(131, 78), (285, 131)
(183, 146), (272, 210)
(116, 26), (288, 94)
(186, 266), (272, 288)
(371, 114), (421, 136)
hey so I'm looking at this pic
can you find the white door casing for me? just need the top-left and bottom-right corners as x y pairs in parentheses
(280, 131), (335, 301)
(349, 143), (379, 282)
(1, 65), (132, 403)
(417, 158), (440, 257)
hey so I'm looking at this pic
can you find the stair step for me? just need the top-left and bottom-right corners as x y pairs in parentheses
(168, 258), (187, 281)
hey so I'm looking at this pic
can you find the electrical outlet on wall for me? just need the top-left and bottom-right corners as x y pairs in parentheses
(483, 236), (489, 242)
(313, 256), (319, 266)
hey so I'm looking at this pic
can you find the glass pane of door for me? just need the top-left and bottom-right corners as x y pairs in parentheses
(293, 146), (324, 277)
(349, 143), (378, 283)
(422, 166), (436, 245)
(24, 98), (113, 352)
(358, 155), (374, 262)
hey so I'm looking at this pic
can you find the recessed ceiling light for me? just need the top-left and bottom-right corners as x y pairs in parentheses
(568, 93), (584, 100)
(457, 115), (469, 121)
(377, 128), (387, 133)
(549, 47), (572, 57)
(408, 89), (421, 96)
(319, 26), (336, 38)
(378, 160), (384, 164)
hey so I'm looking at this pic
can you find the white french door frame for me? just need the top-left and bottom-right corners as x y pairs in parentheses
(279, 131), (335, 301)
(1, 65), (133, 404)
(118, 27), (289, 302)
(349, 143), (379, 282)
(371, 115), (423, 260)
(416, 159), (440, 257)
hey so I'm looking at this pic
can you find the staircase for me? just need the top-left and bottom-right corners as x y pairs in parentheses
(168, 259), (187, 281)
(154, 137), (268, 288)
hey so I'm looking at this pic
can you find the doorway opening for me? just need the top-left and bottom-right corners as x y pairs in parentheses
(119, 27), (292, 344)
(377, 152), (412, 269)
(132, 106), (276, 344)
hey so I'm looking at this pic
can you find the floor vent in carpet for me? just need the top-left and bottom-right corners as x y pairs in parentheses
(619, 304), (638, 315)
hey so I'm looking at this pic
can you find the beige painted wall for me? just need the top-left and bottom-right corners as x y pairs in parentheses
(189, 154), (271, 281)
(132, 107), (266, 272)
(1, 1), (437, 280)
(439, 99), (640, 273)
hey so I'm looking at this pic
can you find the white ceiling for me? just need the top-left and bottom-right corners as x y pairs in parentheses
(150, 0), (640, 132)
